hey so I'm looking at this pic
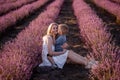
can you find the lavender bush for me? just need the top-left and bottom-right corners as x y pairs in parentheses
(110, 0), (120, 4)
(72, 0), (120, 79)
(0, 0), (17, 4)
(0, 0), (64, 80)
(0, 0), (48, 33)
(0, 0), (36, 15)
(93, 0), (120, 24)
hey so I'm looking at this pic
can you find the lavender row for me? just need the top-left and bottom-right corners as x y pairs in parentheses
(72, 0), (120, 80)
(0, 0), (37, 15)
(110, 0), (120, 4)
(0, 0), (64, 80)
(0, 0), (17, 4)
(93, 0), (120, 23)
(0, 0), (48, 33)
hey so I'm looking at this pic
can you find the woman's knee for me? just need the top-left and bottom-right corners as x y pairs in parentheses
(68, 50), (73, 54)
(68, 50), (74, 57)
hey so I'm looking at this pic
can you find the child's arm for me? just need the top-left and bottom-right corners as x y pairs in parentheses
(61, 42), (69, 49)
(61, 43), (69, 49)
(61, 42), (72, 50)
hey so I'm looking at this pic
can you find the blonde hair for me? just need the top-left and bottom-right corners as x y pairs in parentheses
(47, 23), (58, 35)
(58, 24), (69, 35)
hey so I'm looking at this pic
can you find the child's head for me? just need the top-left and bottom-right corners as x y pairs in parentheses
(58, 24), (69, 35)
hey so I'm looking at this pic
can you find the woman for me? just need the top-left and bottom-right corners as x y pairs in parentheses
(47, 23), (69, 67)
(39, 23), (98, 69)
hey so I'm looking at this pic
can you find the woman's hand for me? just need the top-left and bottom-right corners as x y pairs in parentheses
(62, 49), (67, 53)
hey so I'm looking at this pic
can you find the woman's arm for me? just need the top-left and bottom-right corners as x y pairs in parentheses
(47, 37), (66, 56)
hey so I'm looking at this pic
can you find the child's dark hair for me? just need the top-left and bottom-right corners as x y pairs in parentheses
(58, 24), (69, 35)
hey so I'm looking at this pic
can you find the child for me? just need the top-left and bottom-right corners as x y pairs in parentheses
(47, 24), (69, 68)
(55, 24), (69, 51)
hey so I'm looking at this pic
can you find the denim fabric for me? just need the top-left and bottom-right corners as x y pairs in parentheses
(55, 35), (66, 52)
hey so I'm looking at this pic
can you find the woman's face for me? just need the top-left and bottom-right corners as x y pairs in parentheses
(51, 25), (58, 35)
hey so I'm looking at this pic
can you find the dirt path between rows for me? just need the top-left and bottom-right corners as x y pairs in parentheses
(30, 0), (90, 80)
